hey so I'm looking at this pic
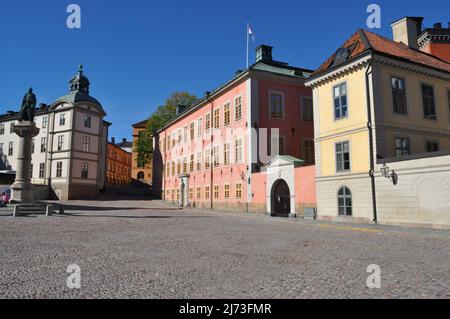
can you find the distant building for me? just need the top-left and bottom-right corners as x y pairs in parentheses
(0, 65), (109, 200)
(305, 17), (450, 229)
(106, 140), (132, 186)
(114, 137), (132, 153)
(132, 120), (152, 184)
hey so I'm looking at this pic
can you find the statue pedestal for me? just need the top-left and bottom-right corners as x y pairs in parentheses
(10, 121), (40, 203)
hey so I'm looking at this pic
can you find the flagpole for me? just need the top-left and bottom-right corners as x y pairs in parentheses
(246, 22), (249, 68)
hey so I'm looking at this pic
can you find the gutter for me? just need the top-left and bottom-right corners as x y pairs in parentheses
(365, 53), (378, 224)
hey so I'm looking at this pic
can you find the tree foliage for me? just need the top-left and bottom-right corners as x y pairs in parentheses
(135, 92), (198, 166)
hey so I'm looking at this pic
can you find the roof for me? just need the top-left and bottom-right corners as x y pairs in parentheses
(312, 29), (450, 78)
(156, 60), (313, 134)
(54, 91), (103, 109)
(132, 119), (148, 128)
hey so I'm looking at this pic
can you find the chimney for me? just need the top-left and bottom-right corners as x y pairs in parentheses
(255, 45), (273, 63)
(176, 105), (186, 115)
(433, 22), (442, 29)
(122, 138), (127, 143)
(391, 16), (423, 49)
(111, 137), (115, 144)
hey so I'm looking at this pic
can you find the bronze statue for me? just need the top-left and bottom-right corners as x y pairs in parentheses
(20, 88), (36, 122)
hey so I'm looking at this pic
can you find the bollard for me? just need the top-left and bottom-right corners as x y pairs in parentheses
(46, 205), (53, 217)
(13, 205), (20, 217)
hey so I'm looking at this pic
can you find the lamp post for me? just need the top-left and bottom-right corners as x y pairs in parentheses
(380, 163), (398, 186)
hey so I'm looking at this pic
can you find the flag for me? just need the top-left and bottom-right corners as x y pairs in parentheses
(248, 24), (255, 42)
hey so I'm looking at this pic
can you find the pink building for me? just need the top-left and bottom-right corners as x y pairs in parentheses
(153, 45), (316, 216)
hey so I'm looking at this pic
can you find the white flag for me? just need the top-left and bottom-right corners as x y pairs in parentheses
(248, 24), (255, 42)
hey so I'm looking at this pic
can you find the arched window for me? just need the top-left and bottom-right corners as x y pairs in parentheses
(137, 171), (145, 180)
(338, 187), (352, 216)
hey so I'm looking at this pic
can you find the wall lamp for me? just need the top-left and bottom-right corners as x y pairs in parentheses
(380, 163), (398, 185)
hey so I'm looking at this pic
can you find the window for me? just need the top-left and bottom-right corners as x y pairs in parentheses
(83, 136), (90, 152)
(171, 133), (176, 147)
(235, 139), (243, 163)
(224, 143), (230, 165)
(176, 188), (180, 201)
(336, 141), (350, 172)
(60, 114), (66, 126)
(171, 189), (175, 201)
(426, 141), (439, 153)
(42, 117), (48, 129)
(196, 152), (202, 171)
(395, 137), (410, 157)
(56, 162), (63, 178)
(333, 83), (348, 119)
(205, 113), (211, 134)
(190, 155), (194, 172)
(196, 187), (201, 200)
(57, 135), (64, 151)
(197, 119), (203, 138)
(0, 143), (3, 155)
(235, 96), (242, 121)
(81, 162), (89, 179)
(214, 185), (219, 199)
(303, 140), (315, 163)
(30, 164), (33, 178)
(167, 137), (171, 150)
(301, 96), (313, 121)
(205, 149), (210, 170)
(269, 92), (284, 119)
(235, 183), (242, 199)
(39, 163), (45, 178)
(183, 158), (187, 174)
(8, 142), (13, 156)
(205, 186), (210, 199)
(31, 140), (35, 154)
(183, 126), (188, 143)
(0, 124), (4, 135)
(338, 187), (352, 216)
(392, 77), (407, 114)
(172, 162), (175, 177)
(190, 122), (195, 141)
(189, 188), (194, 200)
(213, 146), (220, 167)
(448, 90), (450, 123)
(422, 84), (436, 119)
(41, 137), (47, 153)
(10, 123), (15, 133)
(214, 109), (220, 129)
(84, 115), (92, 128)
(278, 136), (285, 155)
(224, 103), (231, 126)
(224, 184), (230, 199)
(177, 160), (181, 175)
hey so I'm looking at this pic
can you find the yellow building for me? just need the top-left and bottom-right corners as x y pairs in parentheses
(131, 119), (153, 184)
(306, 17), (450, 228)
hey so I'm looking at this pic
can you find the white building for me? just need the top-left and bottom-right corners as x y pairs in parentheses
(0, 66), (109, 200)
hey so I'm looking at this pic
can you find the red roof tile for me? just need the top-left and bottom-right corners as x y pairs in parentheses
(313, 29), (450, 76)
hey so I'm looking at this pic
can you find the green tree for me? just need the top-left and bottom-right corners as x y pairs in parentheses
(135, 91), (197, 166)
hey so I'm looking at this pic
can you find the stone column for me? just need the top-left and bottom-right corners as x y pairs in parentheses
(179, 174), (190, 207)
(10, 121), (40, 203)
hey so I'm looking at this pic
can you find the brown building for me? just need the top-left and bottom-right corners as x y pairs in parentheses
(132, 119), (152, 184)
(106, 140), (132, 186)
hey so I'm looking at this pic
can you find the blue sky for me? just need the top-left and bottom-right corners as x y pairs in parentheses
(1, 0), (449, 140)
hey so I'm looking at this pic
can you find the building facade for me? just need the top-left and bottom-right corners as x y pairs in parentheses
(305, 17), (450, 229)
(132, 120), (153, 184)
(0, 65), (109, 200)
(153, 45), (316, 214)
(106, 141), (132, 186)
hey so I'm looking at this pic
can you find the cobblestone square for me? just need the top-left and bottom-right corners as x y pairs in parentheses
(0, 198), (449, 299)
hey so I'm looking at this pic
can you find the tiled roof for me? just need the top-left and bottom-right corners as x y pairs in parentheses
(313, 29), (450, 76)
(132, 119), (148, 128)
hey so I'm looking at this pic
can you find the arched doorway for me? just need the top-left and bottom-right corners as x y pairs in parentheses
(271, 179), (291, 217)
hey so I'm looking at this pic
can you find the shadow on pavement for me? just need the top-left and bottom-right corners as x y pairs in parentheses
(60, 213), (212, 219)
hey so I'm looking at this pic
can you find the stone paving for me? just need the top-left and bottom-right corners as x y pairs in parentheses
(0, 197), (449, 299)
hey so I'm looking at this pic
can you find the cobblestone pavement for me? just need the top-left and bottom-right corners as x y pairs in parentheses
(0, 197), (449, 299)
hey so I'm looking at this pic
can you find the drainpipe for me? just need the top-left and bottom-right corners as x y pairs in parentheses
(365, 54), (378, 224)
(206, 92), (214, 210)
